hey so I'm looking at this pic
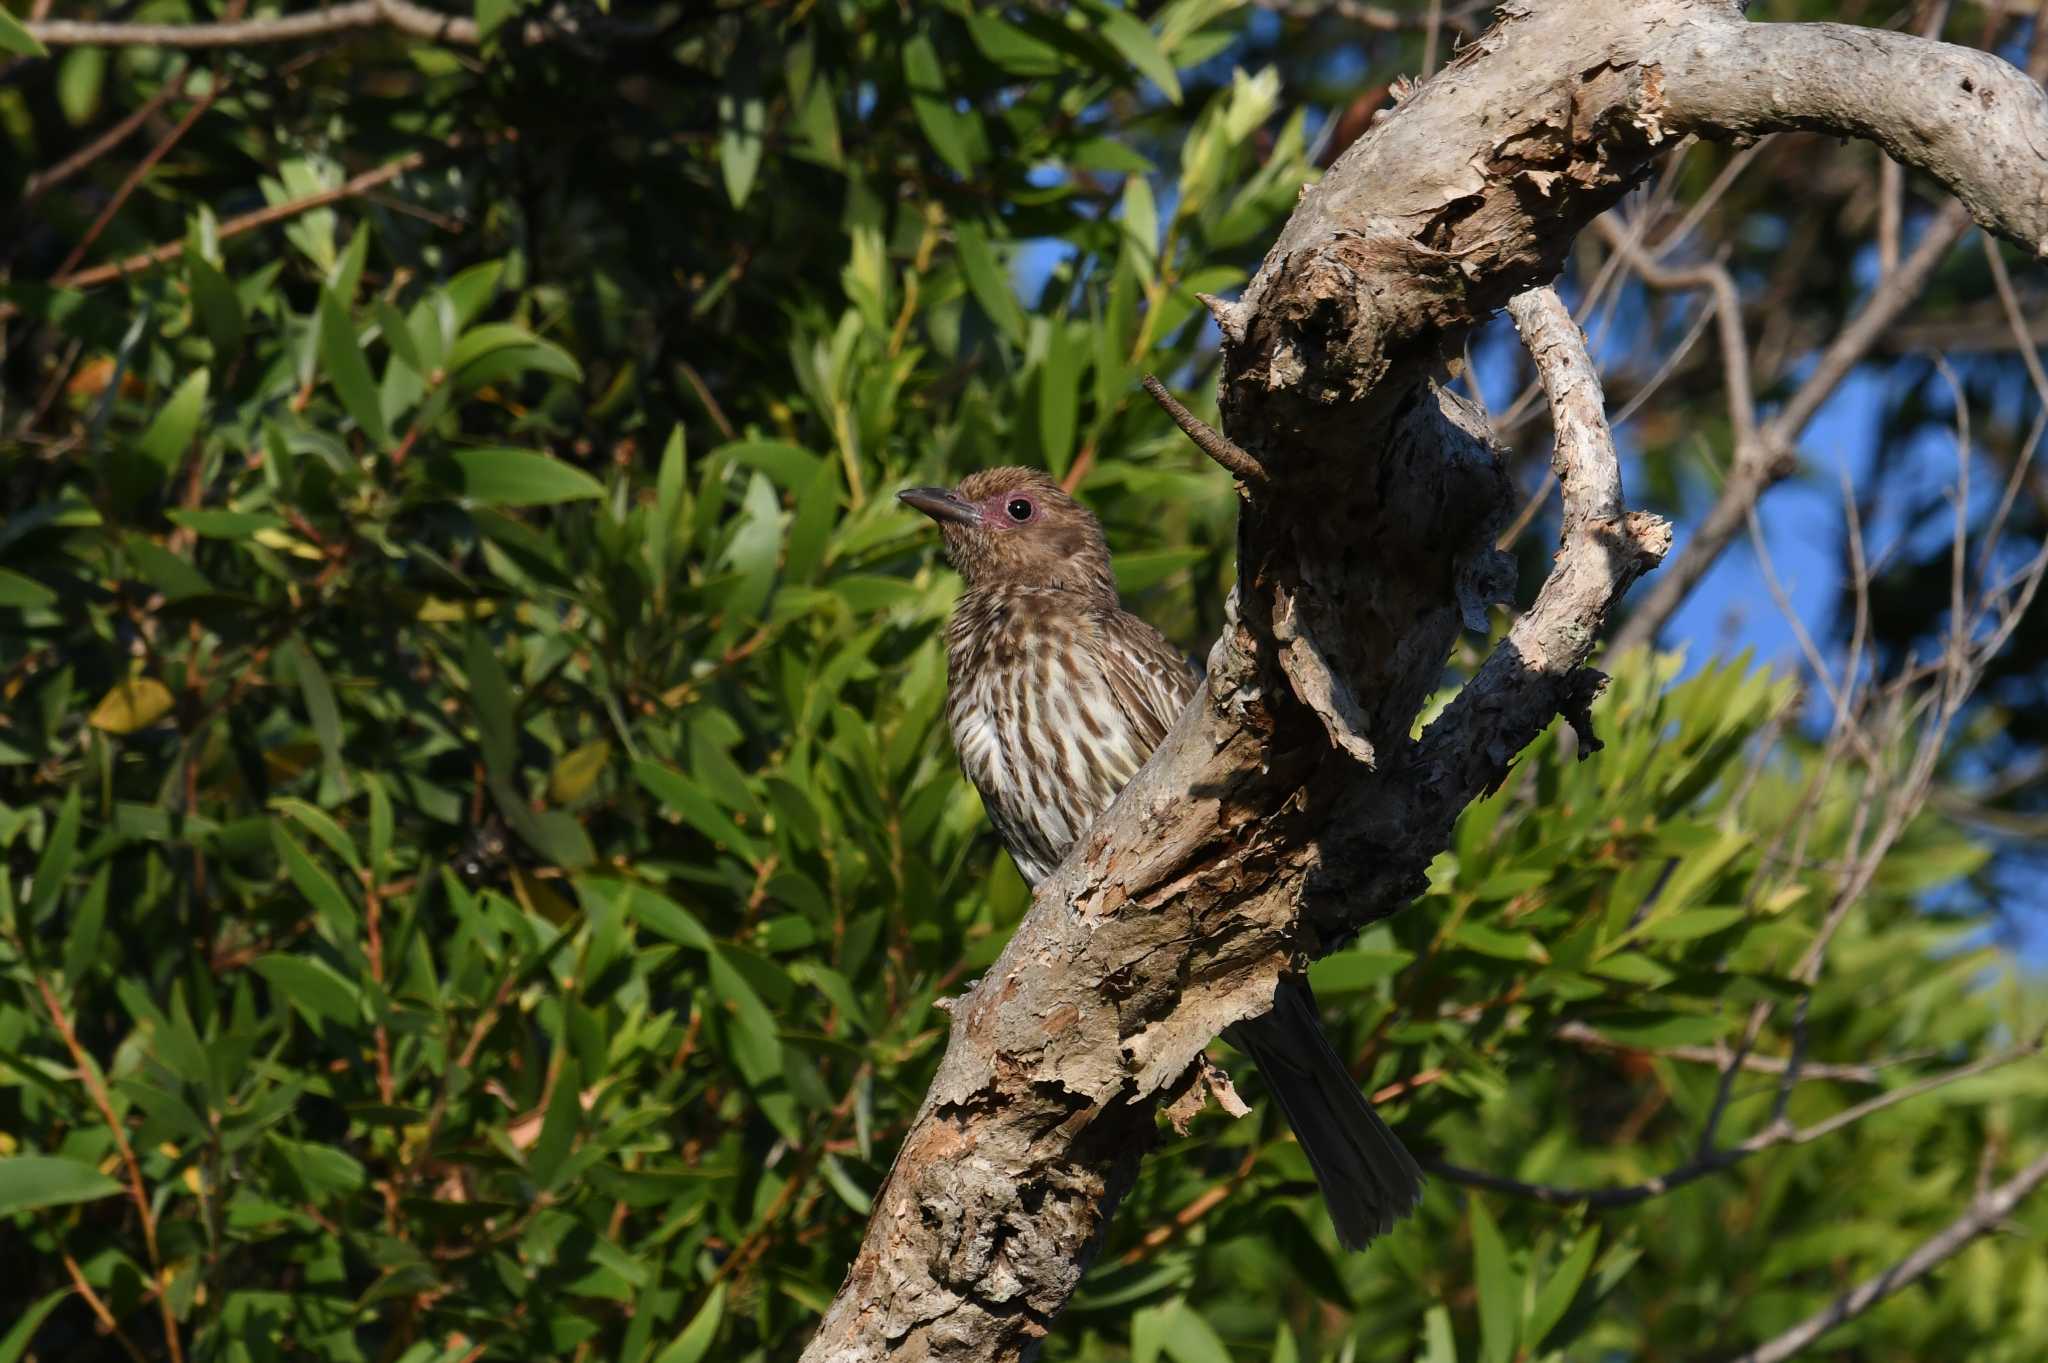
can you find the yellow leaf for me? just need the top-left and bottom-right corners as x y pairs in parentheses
(89, 678), (174, 733)
(251, 527), (325, 561)
(414, 596), (493, 622)
(548, 739), (613, 804)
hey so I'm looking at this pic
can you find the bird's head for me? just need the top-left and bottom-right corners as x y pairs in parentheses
(898, 466), (1115, 596)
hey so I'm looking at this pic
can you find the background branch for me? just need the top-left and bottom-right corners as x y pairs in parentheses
(1717, 1149), (2048, 1363)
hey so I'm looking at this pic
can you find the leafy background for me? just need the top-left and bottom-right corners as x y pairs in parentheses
(2, 2), (2045, 1361)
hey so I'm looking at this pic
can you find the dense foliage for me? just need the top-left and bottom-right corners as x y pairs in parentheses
(2, 3), (2044, 1362)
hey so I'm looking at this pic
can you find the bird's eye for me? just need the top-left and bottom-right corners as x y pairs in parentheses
(1006, 498), (1034, 522)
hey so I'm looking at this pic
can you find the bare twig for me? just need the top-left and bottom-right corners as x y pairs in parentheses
(1552, 1020), (1926, 1083)
(3, 133), (488, 322)
(1612, 201), (1974, 652)
(1717, 1149), (2048, 1363)
(23, 0), (612, 50)
(24, 68), (195, 203)
(35, 976), (184, 1363)
(1430, 1039), (2042, 1208)
(1142, 375), (1268, 483)
(1245, 0), (1488, 35)
(52, 76), (226, 281)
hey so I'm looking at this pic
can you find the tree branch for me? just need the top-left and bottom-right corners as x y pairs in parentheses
(1609, 201), (1974, 653)
(798, 6), (2048, 1358)
(22, 0), (587, 49)
(1716, 1148), (2048, 1363)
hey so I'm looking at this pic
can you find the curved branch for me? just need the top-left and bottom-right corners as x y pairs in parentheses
(1659, 22), (2048, 257)
(799, 6), (2048, 1359)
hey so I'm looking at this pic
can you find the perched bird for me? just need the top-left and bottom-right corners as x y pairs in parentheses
(900, 466), (1423, 1250)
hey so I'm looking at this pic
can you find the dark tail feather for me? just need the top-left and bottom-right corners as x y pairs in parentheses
(1225, 977), (1425, 1251)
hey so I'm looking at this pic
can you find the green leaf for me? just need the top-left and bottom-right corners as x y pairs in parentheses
(447, 323), (583, 388)
(1159, 1300), (1232, 1363)
(621, 884), (713, 951)
(963, 12), (1065, 75)
(438, 448), (604, 506)
(251, 954), (364, 1028)
(1420, 1306), (1458, 1363)
(290, 639), (346, 790)
(1471, 1197), (1519, 1363)
(1121, 173), (1159, 277)
(62, 865), (111, 987)
(708, 946), (781, 1085)
(187, 252), (244, 355)
(272, 796), (361, 871)
(0, 569), (56, 609)
(955, 220), (1025, 343)
(904, 32), (981, 175)
(136, 370), (209, 471)
(657, 1282), (726, 1363)
(475, 0), (520, 41)
(56, 48), (103, 125)
(527, 1058), (582, 1190)
(26, 785), (81, 921)
(466, 629), (516, 781)
(636, 759), (762, 861)
(0, 8), (49, 58)
(1450, 921), (1549, 963)
(717, 438), (823, 490)
(319, 287), (389, 447)
(1527, 1229), (1601, 1349)
(1641, 906), (1748, 942)
(272, 822), (360, 943)
(0, 1289), (68, 1363)
(1038, 321), (1084, 475)
(719, 85), (767, 207)
(0, 1155), (124, 1215)
(1081, 0), (1182, 103)
(1307, 946), (1413, 996)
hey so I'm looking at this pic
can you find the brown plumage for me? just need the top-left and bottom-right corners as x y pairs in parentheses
(901, 466), (1423, 1251)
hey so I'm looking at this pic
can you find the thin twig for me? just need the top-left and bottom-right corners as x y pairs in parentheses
(52, 76), (226, 281)
(1716, 1148), (2048, 1363)
(6, 133), (486, 319)
(35, 975), (184, 1363)
(1552, 1020), (1925, 1083)
(60, 1250), (152, 1363)
(25, 0), (581, 49)
(1429, 1038), (2042, 1209)
(24, 68), (195, 203)
(1142, 375), (1267, 483)
(1612, 200), (1974, 652)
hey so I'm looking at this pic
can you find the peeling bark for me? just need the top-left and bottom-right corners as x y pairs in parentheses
(798, 3), (2048, 1359)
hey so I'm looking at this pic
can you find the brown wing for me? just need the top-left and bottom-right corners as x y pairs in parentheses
(1092, 605), (1201, 762)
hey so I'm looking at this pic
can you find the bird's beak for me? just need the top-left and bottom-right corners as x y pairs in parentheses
(897, 487), (981, 527)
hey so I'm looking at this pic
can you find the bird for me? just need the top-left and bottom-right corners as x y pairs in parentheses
(899, 465), (1424, 1251)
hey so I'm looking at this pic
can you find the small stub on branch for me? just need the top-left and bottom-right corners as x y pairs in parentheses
(1162, 1054), (1253, 1135)
(1141, 375), (1268, 484)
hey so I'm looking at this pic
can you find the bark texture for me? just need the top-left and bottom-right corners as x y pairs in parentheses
(799, 3), (2048, 1359)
